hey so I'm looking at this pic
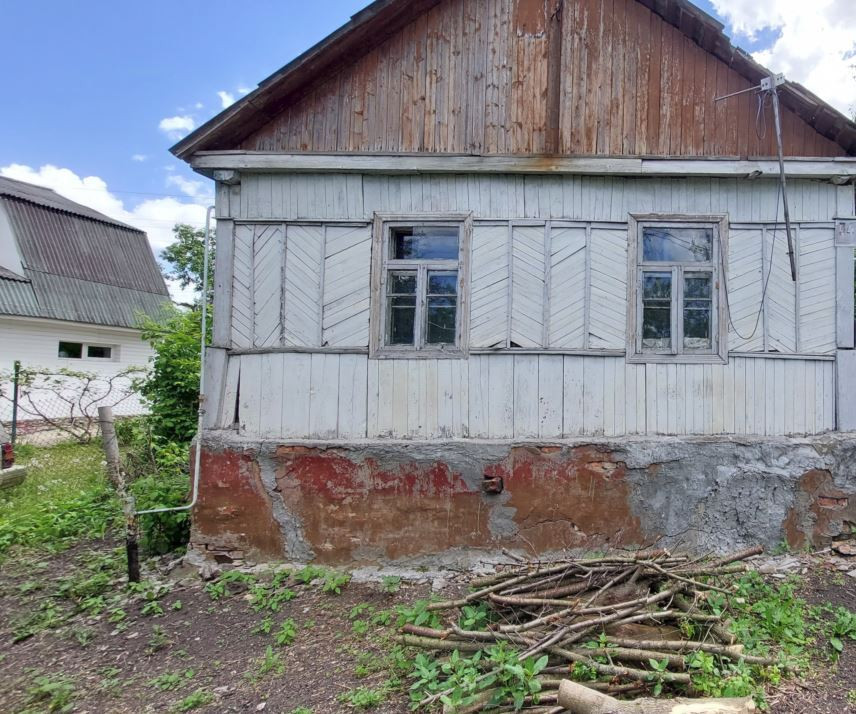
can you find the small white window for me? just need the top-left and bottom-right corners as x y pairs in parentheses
(628, 215), (728, 363)
(370, 214), (471, 358)
(58, 341), (116, 360)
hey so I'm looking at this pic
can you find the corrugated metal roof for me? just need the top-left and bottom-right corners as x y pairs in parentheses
(0, 176), (172, 328)
(3, 198), (168, 296)
(0, 277), (40, 317)
(0, 175), (140, 230)
(18, 271), (172, 328)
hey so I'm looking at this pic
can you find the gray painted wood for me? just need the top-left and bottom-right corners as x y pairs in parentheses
(836, 245), (855, 349)
(837, 349), (856, 430)
(227, 352), (836, 439)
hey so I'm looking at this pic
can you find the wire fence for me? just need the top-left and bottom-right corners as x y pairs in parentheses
(1, 361), (148, 448)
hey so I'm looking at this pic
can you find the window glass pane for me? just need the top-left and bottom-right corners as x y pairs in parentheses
(388, 271), (417, 295)
(642, 227), (713, 263)
(425, 296), (457, 345)
(87, 345), (112, 359)
(641, 272), (672, 351)
(390, 226), (459, 260)
(387, 296), (416, 345)
(427, 271), (457, 295)
(683, 273), (712, 350)
(58, 341), (82, 359)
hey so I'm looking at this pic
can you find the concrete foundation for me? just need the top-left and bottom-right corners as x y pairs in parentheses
(191, 432), (856, 565)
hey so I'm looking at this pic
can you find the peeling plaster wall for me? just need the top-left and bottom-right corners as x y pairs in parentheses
(191, 431), (856, 565)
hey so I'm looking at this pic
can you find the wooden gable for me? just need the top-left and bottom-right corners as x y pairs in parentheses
(182, 0), (856, 159)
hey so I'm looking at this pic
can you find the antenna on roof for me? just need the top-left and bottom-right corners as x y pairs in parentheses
(715, 73), (797, 282)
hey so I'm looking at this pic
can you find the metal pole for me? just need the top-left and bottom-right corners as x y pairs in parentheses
(136, 204), (214, 517)
(770, 83), (798, 282)
(10, 360), (20, 446)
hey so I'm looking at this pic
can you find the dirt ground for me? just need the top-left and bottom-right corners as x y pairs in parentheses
(1, 540), (854, 713)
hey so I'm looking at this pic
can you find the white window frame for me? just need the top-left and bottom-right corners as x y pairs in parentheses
(369, 213), (472, 359)
(58, 341), (119, 362)
(627, 214), (729, 364)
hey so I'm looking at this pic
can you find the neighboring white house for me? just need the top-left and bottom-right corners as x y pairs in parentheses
(0, 175), (171, 421)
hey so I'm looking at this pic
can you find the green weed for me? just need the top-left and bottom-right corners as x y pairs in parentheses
(25, 673), (76, 713)
(171, 688), (213, 712)
(275, 618), (298, 646)
(149, 669), (195, 691)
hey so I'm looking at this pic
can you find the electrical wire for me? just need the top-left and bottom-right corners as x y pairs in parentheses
(719, 165), (781, 342)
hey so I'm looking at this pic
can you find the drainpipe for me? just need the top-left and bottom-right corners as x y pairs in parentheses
(136, 204), (214, 517)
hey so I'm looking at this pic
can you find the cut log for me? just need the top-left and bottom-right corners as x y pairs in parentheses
(558, 679), (756, 713)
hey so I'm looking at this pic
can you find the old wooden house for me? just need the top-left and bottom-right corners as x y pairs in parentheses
(173, 0), (856, 564)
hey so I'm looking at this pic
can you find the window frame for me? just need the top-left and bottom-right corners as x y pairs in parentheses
(58, 340), (118, 361)
(626, 214), (729, 364)
(369, 213), (472, 359)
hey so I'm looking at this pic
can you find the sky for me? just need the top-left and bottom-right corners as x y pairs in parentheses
(0, 0), (853, 301)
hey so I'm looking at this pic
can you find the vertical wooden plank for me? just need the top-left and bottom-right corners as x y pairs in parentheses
(218, 354), (241, 429)
(308, 353), (339, 438)
(513, 355), (539, 437)
(469, 355), (491, 437)
(538, 355), (563, 438)
(337, 354), (368, 438)
(489, 355), (515, 438)
(563, 355), (584, 436)
(238, 354), (262, 435)
(584, 357), (605, 435)
(259, 353), (284, 438)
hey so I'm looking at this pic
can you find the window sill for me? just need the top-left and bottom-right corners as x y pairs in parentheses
(626, 351), (728, 365)
(370, 348), (468, 360)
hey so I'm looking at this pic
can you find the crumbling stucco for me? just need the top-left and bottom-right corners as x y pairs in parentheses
(190, 431), (856, 565)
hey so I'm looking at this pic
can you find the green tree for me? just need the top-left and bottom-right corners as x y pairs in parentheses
(160, 223), (214, 302)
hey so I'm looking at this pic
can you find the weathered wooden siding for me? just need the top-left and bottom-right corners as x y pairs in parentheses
(233, 174), (843, 223)
(239, 0), (843, 158)
(220, 352), (836, 437)
(227, 174), (841, 356)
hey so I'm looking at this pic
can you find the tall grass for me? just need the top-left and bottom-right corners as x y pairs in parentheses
(0, 443), (118, 559)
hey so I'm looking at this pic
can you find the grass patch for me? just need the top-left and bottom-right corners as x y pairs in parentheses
(0, 443), (117, 559)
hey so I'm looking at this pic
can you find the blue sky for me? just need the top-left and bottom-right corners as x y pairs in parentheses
(1, 0), (852, 299)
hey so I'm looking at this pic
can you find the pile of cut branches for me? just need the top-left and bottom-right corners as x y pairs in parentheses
(399, 547), (780, 713)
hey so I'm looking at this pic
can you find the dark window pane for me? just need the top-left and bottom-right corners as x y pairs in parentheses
(390, 226), (459, 260)
(387, 296), (416, 345)
(643, 273), (672, 300)
(425, 297), (457, 344)
(428, 271), (457, 295)
(58, 341), (82, 359)
(87, 345), (112, 359)
(643, 227), (713, 262)
(683, 273), (712, 350)
(684, 274), (712, 298)
(642, 307), (672, 350)
(387, 271), (417, 295)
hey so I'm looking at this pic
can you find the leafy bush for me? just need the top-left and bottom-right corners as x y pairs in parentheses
(137, 306), (205, 445)
(123, 423), (191, 555)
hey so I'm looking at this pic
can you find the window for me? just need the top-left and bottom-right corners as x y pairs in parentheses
(628, 215), (728, 363)
(58, 341), (83, 359)
(58, 341), (115, 360)
(370, 215), (471, 357)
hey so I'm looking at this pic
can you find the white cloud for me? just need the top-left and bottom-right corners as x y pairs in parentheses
(0, 163), (211, 302)
(217, 90), (236, 109)
(131, 154), (147, 162)
(166, 174), (213, 201)
(158, 115), (197, 140)
(238, 86), (253, 95)
(711, 0), (856, 117)
(194, 102), (204, 110)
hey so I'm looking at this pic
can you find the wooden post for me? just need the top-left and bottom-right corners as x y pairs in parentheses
(98, 406), (140, 583)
